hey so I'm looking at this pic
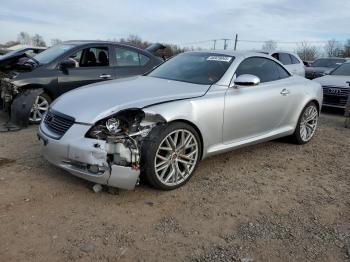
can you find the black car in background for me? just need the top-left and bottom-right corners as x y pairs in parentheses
(0, 41), (165, 124)
(305, 57), (350, 79)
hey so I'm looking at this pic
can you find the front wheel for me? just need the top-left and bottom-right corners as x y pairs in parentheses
(141, 122), (202, 190)
(29, 93), (51, 124)
(290, 102), (319, 144)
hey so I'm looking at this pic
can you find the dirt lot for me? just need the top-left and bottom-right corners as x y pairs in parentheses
(0, 111), (349, 262)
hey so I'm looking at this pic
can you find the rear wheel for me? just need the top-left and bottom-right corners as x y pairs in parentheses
(141, 122), (202, 190)
(290, 102), (318, 144)
(29, 93), (51, 124)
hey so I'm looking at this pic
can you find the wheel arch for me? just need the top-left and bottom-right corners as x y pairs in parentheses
(20, 84), (53, 100)
(309, 99), (320, 114)
(167, 119), (204, 160)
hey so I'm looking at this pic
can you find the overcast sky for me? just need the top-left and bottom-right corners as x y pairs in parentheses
(0, 0), (349, 50)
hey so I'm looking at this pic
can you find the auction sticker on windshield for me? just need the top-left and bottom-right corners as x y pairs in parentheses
(207, 56), (232, 62)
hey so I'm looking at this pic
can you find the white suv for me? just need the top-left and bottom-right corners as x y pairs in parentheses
(257, 51), (305, 77)
(270, 51), (305, 77)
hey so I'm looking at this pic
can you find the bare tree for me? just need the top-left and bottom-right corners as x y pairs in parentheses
(4, 40), (20, 48)
(31, 34), (46, 47)
(296, 41), (318, 61)
(262, 40), (277, 52)
(324, 39), (342, 57)
(343, 39), (350, 58)
(17, 31), (31, 45)
(51, 38), (63, 46)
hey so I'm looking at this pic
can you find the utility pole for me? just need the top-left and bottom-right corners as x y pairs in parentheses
(222, 39), (229, 50)
(234, 34), (238, 50)
(213, 39), (217, 50)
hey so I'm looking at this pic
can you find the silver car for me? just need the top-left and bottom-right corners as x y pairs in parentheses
(38, 51), (322, 190)
(313, 62), (350, 108)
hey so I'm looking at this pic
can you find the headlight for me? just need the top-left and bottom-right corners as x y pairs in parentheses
(105, 118), (121, 134)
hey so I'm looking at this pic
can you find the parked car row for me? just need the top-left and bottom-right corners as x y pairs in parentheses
(1, 41), (349, 191)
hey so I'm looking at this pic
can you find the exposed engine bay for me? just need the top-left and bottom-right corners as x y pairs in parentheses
(86, 109), (166, 175)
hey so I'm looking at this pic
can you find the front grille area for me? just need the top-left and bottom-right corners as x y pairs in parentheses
(322, 86), (350, 108)
(44, 110), (75, 137)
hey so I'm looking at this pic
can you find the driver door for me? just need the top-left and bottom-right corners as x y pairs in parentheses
(223, 57), (292, 144)
(57, 45), (115, 96)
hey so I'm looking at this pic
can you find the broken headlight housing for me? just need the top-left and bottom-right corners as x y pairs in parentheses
(86, 109), (147, 140)
(86, 109), (165, 168)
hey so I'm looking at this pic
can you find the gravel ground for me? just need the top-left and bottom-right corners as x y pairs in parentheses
(0, 110), (349, 262)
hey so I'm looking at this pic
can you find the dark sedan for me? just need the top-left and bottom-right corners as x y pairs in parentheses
(0, 40), (165, 125)
(305, 58), (349, 80)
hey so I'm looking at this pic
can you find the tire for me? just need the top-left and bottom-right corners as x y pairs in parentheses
(290, 102), (319, 144)
(29, 92), (52, 124)
(141, 122), (202, 190)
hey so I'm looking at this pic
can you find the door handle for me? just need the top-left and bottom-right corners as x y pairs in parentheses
(280, 89), (290, 96)
(99, 74), (111, 79)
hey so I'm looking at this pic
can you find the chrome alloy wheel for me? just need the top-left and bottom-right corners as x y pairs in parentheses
(29, 95), (49, 122)
(154, 129), (199, 186)
(300, 105), (318, 142)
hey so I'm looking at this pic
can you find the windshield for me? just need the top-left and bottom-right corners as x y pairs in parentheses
(147, 52), (234, 85)
(330, 63), (350, 76)
(311, 58), (345, 68)
(34, 44), (76, 65)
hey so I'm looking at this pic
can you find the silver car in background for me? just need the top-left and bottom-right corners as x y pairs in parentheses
(313, 62), (350, 108)
(38, 51), (322, 191)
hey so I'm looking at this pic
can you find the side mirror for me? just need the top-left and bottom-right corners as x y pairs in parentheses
(59, 59), (76, 71)
(231, 74), (260, 88)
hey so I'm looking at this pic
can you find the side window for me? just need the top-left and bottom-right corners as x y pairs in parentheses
(290, 54), (300, 64)
(278, 53), (292, 65)
(275, 63), (290, 79)
(115, 47), (150, 67)
(235, 57), (281, 83)
(271, 53), (279, 60)
(69, 47), (109, 68)
(140, 53), (150, 66)
(69, 50), (82, 68)
(25, 49), (36, 57)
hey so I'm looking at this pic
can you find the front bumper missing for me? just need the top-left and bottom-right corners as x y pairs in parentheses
(38, 122), (140, 190)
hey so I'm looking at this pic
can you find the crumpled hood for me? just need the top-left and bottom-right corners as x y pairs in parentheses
(313, 75), (350, 87)
(0, 53), (36, 72)
(51, 76), (210, 124)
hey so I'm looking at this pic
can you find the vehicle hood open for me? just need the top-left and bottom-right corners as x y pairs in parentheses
(51, 76), (210, 124)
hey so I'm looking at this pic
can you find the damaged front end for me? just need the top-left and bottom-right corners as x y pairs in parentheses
(1, 57), (39, 128)
(85, 109), (166, 189)
(39, 108), (166, 190)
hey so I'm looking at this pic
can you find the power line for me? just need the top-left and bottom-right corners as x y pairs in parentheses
(180, 38), (349, 47)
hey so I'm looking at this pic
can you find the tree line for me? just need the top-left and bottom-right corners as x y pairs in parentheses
(262, 39), (350, 61)
(2, 31), (349, 62)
